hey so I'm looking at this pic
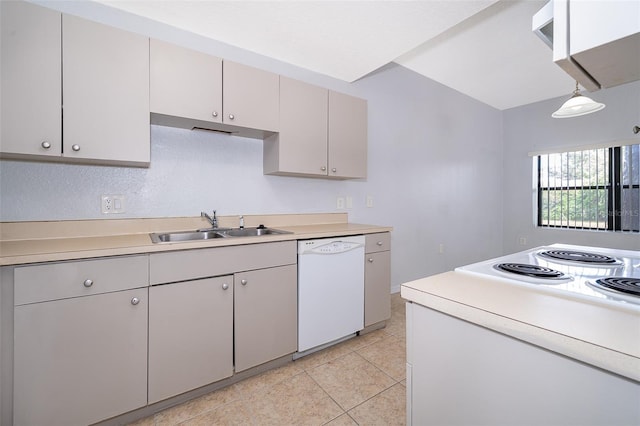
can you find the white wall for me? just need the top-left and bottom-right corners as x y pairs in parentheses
(502, 80), (640, 253)
(0, 1), (506, 292)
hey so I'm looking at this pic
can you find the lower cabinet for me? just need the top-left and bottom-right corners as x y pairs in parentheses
(13, 288), (148, 426)
(234, 264), (298, 372)
(148, 276), (234, 404)
(364, 233), (391, 327)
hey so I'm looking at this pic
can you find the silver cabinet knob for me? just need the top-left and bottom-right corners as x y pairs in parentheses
(241, 279), (247, 286)
(368, 258), (374, 263)
(332, 168), (337, 173)
(83, 279), (93, 287)
(71, 144), (80, 152)
(377, 241), (383, 246)
(41, 141), (51, 149)
(212, 111), (218, 118)
(131, 297), (140, 305)
(222, 283), (229, 290)
(321, 166), (327, 171)
(228, 114), (235, 120)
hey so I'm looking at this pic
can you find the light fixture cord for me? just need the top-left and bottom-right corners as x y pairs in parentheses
(571, 81), (581, 98)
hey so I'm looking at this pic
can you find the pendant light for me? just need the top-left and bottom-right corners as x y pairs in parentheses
(552, 81), (605, 118)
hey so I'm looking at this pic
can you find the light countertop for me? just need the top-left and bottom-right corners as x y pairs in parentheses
(0, 213), (392, 266)
(401, 271), (640, 382)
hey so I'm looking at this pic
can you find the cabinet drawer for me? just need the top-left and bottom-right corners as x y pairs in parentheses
(14, 255), (149, 305)
(365, 232), (390, 253)
(150, 241), (296, 285)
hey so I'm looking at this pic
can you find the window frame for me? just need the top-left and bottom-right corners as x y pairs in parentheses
(536, 145), (639, 233)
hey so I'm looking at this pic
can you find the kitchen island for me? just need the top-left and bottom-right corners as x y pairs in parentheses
(401, 271), (640, 426)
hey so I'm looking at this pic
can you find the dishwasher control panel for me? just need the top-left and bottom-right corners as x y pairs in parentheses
(298, 236), (365, 255)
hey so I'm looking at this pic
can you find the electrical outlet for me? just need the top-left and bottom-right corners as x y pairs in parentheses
(336, 197), (345, 209)
(346, 196), (353, 209)
(101, 195), (125, 214)
(519, 236), (527, 245)
(366, 195), (374, 208)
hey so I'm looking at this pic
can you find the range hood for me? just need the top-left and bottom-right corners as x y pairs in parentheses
(533, 0), (640, 92)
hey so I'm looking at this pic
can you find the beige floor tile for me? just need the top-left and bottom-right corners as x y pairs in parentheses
(154, 384), (243, 426)
(307, 352), (396, 411)
(179, 398), (254, 426)
(340, 328), (390, 352)
(293, 339), (355, 371)
(248, 371), (344, 425)
(348, 382), (406, 426)
(384, 309), (406, 338)
(356, 334), (406, 381)
(325, 413), (358, 425)
(127, 415), (155, 426)
(232, 361), (304, 396)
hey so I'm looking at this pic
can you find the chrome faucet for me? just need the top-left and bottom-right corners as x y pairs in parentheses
(201, 210), (218, 228)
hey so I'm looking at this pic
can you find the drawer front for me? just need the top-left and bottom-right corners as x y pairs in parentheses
(150, 241), (296, 285)
(14, 255), (149, 305)
(365, 232), (391, 253)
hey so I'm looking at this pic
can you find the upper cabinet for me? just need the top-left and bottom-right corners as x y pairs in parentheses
(150, 39), (223, 126)
(264, 77), (328, 177)
(264, 77), (367, 179)
(1, 1), (62, 158)
(533, 0), (640, 91)
(63, 15), (150, 165)
(150, 40), (279, 138)
(0, 1), (150, 166)
(327, 90), (367, 179)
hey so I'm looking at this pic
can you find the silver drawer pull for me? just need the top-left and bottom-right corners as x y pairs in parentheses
(222, 283), (229, 290)
(71, 144), (80, 152)
(241, 279), (248, 286)
(212, 111), (218, 118)
(377, 241), (383, 246)
(41, 141), (51, 149)
(83, 279), (93, 287)
(131, 297), (140, 305)
(368, 258), (374, 263)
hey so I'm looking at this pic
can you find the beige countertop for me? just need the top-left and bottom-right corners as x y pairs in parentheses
(0, 213), (392, 266)
(401, 271), (640, 382)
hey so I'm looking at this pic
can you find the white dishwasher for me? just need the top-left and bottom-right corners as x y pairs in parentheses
(297, 235), (365, 353)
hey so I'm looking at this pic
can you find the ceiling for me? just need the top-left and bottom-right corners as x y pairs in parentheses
(95, 0), (577, 111)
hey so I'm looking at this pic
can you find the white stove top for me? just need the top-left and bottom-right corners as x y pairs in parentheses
(455, 244), (640, 309)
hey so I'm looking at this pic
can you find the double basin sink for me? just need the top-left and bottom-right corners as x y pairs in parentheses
(150, 225), (291, 244)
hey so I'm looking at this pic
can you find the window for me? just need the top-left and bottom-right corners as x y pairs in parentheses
(537, 144), (639, 232)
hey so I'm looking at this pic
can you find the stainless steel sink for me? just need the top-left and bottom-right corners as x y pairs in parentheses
(150, 226), (291, 243)
(150, 230), (226, 244)
(224, 227), (291, 237)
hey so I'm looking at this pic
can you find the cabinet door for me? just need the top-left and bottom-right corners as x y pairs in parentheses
(0, 1), (61, 157)
(264, 77), (328, 176)
(223, 60), (279, 132)
(63, 15), (150, 165)
(150, 39), (223, 124)
(328, 91), (367, 178)
(14, 288), (148, 426)
(148, 276), (234, 403)
(365, 251), (391, 327)
(234, 264), (297, 372)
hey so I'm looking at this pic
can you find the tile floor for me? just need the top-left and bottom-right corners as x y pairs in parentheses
(130, 293), (406, 426)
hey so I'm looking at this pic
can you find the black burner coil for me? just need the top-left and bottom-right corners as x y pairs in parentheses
(494, 263), (566, 279)
(538, 250), (618, 264)
(595, 277), (640, 296)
